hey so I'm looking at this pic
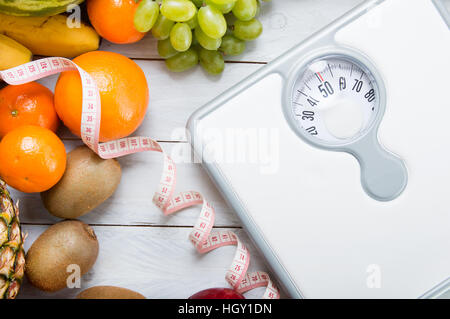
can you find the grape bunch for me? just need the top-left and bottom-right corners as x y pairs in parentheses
(134, 0), (271, 74)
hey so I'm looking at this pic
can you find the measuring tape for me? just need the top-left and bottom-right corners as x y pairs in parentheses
(0, 57), (280, 299)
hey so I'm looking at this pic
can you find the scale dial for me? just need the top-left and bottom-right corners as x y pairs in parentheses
(287, 54), (406, 201)
(291, 57), (378, 145)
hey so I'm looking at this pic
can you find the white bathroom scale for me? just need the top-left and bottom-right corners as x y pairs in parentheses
(187, 0), (450, 298)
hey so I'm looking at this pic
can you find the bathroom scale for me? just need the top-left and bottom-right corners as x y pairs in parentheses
(187, 0), (450, 298)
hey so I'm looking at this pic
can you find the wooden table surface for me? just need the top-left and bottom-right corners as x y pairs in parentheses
(14, 0), (450, 299)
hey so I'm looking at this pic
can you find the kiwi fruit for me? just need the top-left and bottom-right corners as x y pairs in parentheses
(25, 220), (99, 292)
(77, 286), (146, 299)
(41, 145), (122, 219)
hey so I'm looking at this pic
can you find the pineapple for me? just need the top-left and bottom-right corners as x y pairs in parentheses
(0, 179), (25, 299)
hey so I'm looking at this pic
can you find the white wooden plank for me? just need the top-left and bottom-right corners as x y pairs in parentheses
(18, 225), (280, 299)
(11, 141), (241, 227)
(37, 61), (261, 141)
(100, 0), (366, 62)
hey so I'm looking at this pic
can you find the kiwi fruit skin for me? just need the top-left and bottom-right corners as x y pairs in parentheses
(41, 145), (122, 219)
(77, 286), (146, 299)
(25, 220), (99, 292)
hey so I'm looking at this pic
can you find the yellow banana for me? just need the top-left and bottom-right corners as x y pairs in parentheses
(0, 34), (32, 71)
(0, 13), (99, 58)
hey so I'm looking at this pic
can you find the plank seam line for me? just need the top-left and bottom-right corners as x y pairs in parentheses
(33, 55), (268, 65)
(21, 222), (243, 229)
(60, 137), (188, 143)
(128, 57), (268, 65)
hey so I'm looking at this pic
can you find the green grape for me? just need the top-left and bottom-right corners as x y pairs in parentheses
(195, 26), (222, 50)
(210, 0), (235, 4)
(205, 0), (235, 13)
(224, 12), (237, 26)
(191, 0), (204, 7)
(157, 38), (178, 58)
(233, 18), (262, 40)
(134, 0), (160, 32)
(255, 0), (260, 17)
(232, 0), (257, 21)
(186, 11), (198, 29)
(152, 14), (175, 40)
(170, 22), (192, 52)
(199, 47), (225, 75)
(165, 48), (199, 72)
(192, 33), (199, 46)
(198, 5), (227, 39)
(160, 0), (197, 22)
(219, 34), (245, 56)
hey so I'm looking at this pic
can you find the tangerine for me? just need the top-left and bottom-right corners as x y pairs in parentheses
(0, 82), (59, 138)
(87, 0), (146, 44)
(54, 51), (149, 142)
(0, 125), (67, 193)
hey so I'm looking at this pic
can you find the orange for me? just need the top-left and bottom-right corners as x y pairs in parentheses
(0, 82), (59, 138)
(54, 51), (149, 142)
(0, 125), (66, 193)
(87, 0), (146, 44)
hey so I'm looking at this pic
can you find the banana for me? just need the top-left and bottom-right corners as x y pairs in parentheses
(0, 13), (100, 58)
(0, 34), (32, 70)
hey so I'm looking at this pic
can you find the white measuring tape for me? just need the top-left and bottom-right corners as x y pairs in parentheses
(0, 57), (280, 299)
